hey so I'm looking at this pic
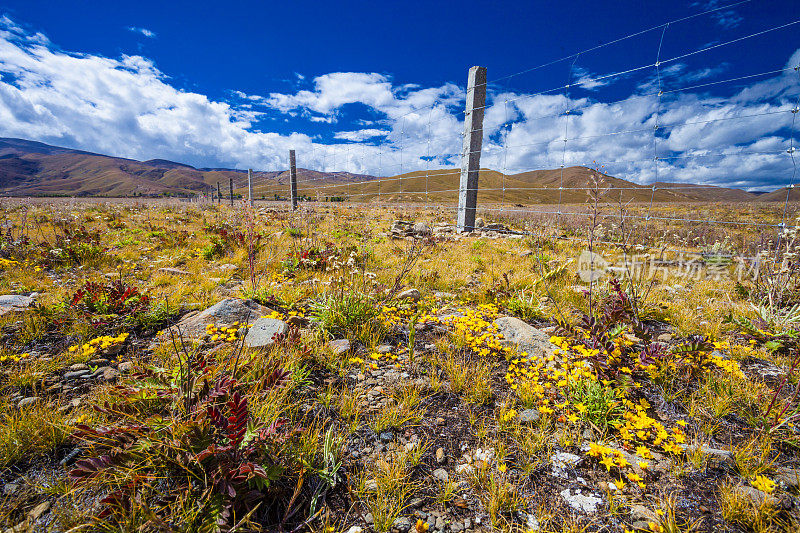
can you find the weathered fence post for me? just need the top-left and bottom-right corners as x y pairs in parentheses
(216, 182), (221, 205)
(229, 177), (234, 206)
(289, 150), (298, 210)
(456, 66), (487, 232)
(248, 169), (253, 207)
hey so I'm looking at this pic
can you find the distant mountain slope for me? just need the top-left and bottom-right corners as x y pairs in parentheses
(0, 137), (780, 202)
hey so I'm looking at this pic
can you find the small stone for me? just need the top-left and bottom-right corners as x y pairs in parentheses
(435, 516), (445, 530)
(3, 483), (19, 495)
(64, 370), (90, 380)
(451, 521), (464, 532)
(380, 431), (394, 443)
(364, 513), (374, 524)
(392, 516), (411, 532)
(118, 361), (133, 372)
(329, 339), (351, 355)
(734, 485), (779, 507)
(436, 447), (446, 464)
(398, 288), (421, 302)
(102, 367), (120, 381)
(346, 527), (363, 533)
(28, 501), (50, 520)
(518, 409), (540, 424)
(657, 333), (673, 342)
(364, 480), (378, 492)
(68, 363), (89, 371)
(455, 463), (474, 475)
(413, 222), (431, 235)
(436, 417), (446, 426)
(409, 497), (424, 509)
(158, 267), (190, 276)
(433, 468), (449, 482)
(376, 345), (393, 354)
(464, 518), (471, 529)
(17, 397), (39, 409)
(244, 317), (288, 348)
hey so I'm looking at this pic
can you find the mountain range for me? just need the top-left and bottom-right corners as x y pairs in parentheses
(0, 137), (793, 203)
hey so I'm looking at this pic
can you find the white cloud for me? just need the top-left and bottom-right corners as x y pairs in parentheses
(0, 15), (798, 191)
(127, 26), (156, 38)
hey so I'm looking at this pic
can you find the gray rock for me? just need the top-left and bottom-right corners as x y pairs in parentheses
(329, 339), (351, 355)
(475, 217), (485, 228)
(518, 409), (540, 424)
(392, 516), (411, 532)
(244, 317), (288, 348)
(346, 527), (363, 533)
(494, 316), (559, 360)
(734, 485), (779, 507)
(364, 480), (378, 492)
(64, 370), (90, 380)
(157, 267), (191, 276)
(433, 468), (449, 482)
(364, 512), (374, 524)
(174, 298), (268, 339)
(398, 288), (421, 302)
(68, 363), (88, 371)
(0, 293), (38, 316)
(379, 431), (394, 443)
(118, 361), (133, 372)
(451, 520), (464, 532)
(17, 397), (39, 409)
(102, 367), (120, 381)
(775, 467), (800, 489)
(376, 344), (393, 354)
(559, 488), (603, 514)
(413, 222), (431, 235)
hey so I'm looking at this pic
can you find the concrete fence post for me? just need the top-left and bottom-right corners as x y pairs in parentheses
(289, 150), (298, 210)
(456, 66), (487, 232)
(248, 169), (253, 207)
(229, 177), (234, 206)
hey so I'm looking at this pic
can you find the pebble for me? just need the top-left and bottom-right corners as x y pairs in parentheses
(17, 397), (39, 409)
(436, 447), (446, 464)
(433, 468), (449, 482)
(118, 361), (133, 372)
(518, 409), (540, 424)
(64, 370), (90, 380)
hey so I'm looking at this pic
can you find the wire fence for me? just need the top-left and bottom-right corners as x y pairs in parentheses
(146, 3), (800, 262)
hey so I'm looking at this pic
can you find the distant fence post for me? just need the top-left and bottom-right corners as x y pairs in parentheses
(456, 65), (487, 232)
(289, 149), (298, 210)
(248, 169), (253, 207)
(216, 182), (221, 205)
(229, 177), (234, 206)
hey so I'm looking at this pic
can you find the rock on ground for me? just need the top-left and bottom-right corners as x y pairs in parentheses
(173, 298), (268, 338)
(0, 293), (38, 316)
(560, 488), (603, 514)
(244, 317), (289, 348)
(494, 316), (559, 360)
(328, 339), (351, 356)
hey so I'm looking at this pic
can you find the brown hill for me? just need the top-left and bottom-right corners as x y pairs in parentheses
(0, 137), (778, 203)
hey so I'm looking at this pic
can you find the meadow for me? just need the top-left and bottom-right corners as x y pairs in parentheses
(0, 197), (799, 533)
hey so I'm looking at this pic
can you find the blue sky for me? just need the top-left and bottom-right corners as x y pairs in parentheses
(0, 0), (799, 189)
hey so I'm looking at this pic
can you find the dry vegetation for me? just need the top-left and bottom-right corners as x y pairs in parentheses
(1, 196), (800, 533)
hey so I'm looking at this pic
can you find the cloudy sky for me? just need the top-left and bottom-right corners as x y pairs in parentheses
(0, 0), (798, 190)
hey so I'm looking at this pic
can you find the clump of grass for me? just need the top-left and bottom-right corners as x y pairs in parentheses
(567, 377), (626, 430)
(357, 449), (419, 532)
(0, 399), (70, 467)
(312, 291), (380, 338)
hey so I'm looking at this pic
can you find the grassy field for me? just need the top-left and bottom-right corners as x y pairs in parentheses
(1, 198), (800, 532)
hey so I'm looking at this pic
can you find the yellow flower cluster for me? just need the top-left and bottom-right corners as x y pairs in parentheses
(0, 352), (27, 364)
(68, 332), (129, 358)
(613, 400), (687, 455)
(587, 443), (646, 489)
(205, 322), (247, 342)
(751, 474), (775, 494)
(436, 304), (508, 357)
(261, 307), (306, 321)
(0, 258), (19, 269)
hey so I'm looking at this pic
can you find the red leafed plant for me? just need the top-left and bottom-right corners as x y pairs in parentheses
(69, 280), (150, 325)
(68, 331), (296, 529)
